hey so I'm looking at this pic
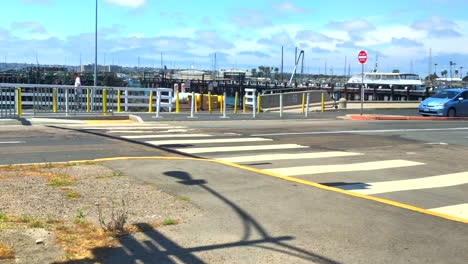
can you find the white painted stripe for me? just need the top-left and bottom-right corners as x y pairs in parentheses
(124, 134), (212, 139)
(252, 127), (468, 137)
(266, 160), (424, 176)
(107, 129), (188, 134)
(66, 124), (167, 127)
(338, 171), (468, 195)
(86, 126), (186, 130)
(0, 141), (25, 144)
(217, 151), (362, 163)
(429, 204), (468, 219)
(176, 144), (308, 154)
(146, 137), (272, 145)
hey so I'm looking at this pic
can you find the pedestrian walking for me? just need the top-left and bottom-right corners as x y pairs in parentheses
(73, 73), (82, 110)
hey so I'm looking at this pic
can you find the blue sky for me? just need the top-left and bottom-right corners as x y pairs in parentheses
(1, 0), (467, 76)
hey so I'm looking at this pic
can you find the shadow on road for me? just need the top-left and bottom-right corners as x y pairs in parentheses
(54, 170), (342, 264)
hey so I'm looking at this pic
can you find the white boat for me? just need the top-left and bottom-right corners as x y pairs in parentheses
(347, 72), (423, 89)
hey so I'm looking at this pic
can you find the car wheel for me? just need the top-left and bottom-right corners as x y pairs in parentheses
(447, 108), (456, 117)
(421, 114), (429, 117)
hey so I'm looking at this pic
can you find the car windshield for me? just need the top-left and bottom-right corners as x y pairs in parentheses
(432, 91), (459, 99)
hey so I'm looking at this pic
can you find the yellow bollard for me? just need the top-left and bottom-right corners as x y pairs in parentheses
(257, 95), (261, 113)
(195, 94), (198, 113)
(219, 95), (223, 113)
(86, 89), (90, 112)
(301, 93), (305, 114)
(234, 92), (238, 114)
(321, 92), (325, 112)
(208, 92), (212, 113)
(102, 89), (107, 116)
(243, 96), (246, 113)
(52, 88), (57, 113)
(148, 91), (153, 113)
(175, 92), (180, 113)
(17, 88), (22, 117)
(117, 89), (121, 113)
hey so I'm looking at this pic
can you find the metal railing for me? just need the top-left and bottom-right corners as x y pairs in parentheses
(0, 87), (18, 119)
(0, 84), (176, 117)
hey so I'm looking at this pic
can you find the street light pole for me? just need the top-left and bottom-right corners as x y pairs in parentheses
(434, 63), (438, 75)
(94, 0), (98, 87)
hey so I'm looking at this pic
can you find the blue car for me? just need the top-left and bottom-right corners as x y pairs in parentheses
(419, 88), (468, 117)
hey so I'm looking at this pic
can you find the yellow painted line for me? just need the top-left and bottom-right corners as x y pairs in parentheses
(2, 156), (467, 224)
(84, 120), (135, 124)
(266, 160), (424, 176)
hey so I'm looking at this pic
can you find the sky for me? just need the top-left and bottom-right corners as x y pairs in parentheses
(1, 0), (468, 76)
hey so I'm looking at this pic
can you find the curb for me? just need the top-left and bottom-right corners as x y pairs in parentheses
(347, 114), (468, 121)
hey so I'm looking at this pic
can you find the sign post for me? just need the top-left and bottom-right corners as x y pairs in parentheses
(358, 50), (368, 115)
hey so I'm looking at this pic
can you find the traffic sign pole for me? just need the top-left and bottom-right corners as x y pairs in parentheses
(358, 50), (368, 116)
(361, 63), (364, 115)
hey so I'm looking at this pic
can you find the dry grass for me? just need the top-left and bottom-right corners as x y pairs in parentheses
(52, 221), (116, 261)
(0, 242), (15, 260)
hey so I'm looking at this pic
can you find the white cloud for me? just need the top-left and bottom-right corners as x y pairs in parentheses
(104, 0), (146, 8)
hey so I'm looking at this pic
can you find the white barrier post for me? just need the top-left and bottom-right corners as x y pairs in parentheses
(189, 91), (195, 118)
(124, 90), (129, 112)
(222, 91), (228, 118)
(252, 92), (256, 119)
(279, 93), (283, 118)
(305, 92), (310, 118)
(155, 89), (161, 118)
(65, 88), (69, 116)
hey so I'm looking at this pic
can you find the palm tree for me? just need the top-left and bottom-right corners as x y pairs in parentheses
(441, 70), (448, 78)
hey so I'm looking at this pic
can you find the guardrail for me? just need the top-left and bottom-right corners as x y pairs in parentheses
(0, 83), (177, 117)
(0, 83), (342, 119)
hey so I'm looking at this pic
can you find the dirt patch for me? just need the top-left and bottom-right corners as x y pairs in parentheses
(0, 163), (201, 263)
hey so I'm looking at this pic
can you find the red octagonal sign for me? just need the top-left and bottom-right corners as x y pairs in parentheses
(358, 50), (367, 64)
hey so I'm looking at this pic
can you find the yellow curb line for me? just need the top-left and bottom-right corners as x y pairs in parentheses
(84, 120), (135, 124)
(3, 156), (467, 224)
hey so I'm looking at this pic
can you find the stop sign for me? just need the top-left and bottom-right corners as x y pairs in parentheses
(358, 50), (367, 64)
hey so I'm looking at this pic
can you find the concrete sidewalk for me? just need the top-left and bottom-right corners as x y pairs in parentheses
(96, 158), (468, 264)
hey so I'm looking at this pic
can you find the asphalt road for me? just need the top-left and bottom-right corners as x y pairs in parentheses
(1, 118), (467, 263)
(0, 125), (166, 164)
(132, 108), (420, 121)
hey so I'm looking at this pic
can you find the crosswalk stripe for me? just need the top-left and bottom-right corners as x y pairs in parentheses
(266, 160), (424, 176)
(429, 204), (468, 219)
(66, 123), (167, 127)
(337, 171), (468, 195)
(176, 144), (308, 154)
(124, 134), (212, 139)
(86, 126), (186, 130)
(216, 152), (362, 163)
(107, 129), (189, 134)
(146, 137), (272, 145)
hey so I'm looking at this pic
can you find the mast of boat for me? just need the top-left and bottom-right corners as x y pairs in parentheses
(373, 53), (379, 73)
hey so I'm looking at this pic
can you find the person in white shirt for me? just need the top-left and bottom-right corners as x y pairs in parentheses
(74, 73), (81, 88)
(73, 73), (82, 110)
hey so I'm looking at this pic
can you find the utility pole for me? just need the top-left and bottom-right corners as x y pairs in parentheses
(281, 46), (284, 82)
(94, 0), (98, 87)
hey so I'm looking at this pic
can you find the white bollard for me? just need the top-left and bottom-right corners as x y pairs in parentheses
(124, 90), (129, 112)
(252, 94), (256, 119)
(65, 88), (69, 116)
(222, 91), (228, 118)
(279, 93), (283, 118)
(305, 93), (310, 118)
(189, 91), (195, 118)
(155, 90), (161, 118)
